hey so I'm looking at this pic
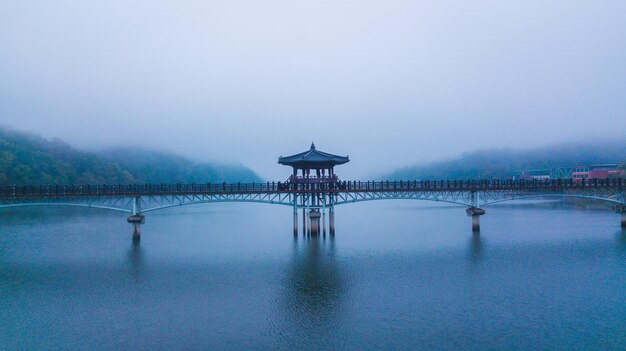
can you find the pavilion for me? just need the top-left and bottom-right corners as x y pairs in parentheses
(278, 143), (349, 183)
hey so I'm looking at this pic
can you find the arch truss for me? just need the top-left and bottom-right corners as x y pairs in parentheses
(0, 192), (296, 214)
(0, 185), (624, 213)
(1, 179), (624, 236)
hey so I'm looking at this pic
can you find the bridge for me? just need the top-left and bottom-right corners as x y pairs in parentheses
(1, 144), (624, 240)
(1, 178), (624, 240)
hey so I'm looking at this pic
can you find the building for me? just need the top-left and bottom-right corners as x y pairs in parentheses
(572, 164), (623, 181)
(278, 143), (349, 183)
(512, 163), (624, 180)
(278, 143), (349, 235)
(514, 169), (551, 180)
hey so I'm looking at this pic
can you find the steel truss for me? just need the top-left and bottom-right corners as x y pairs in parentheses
(478, 188), (625, 206)
(0, 187), (623, 214)
(0, 192), (296, 214)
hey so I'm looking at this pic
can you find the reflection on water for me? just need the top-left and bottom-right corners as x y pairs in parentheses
(264, 235), (348, 349)
(618, 229), (626, 253)
(283, 236), (345, 326)
(127, 240), (144, 281)
(467, 233), (483, 266)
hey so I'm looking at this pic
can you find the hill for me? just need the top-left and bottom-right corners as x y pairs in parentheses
(0, 127), (261, 185)
(98, 148), (260, 184)
(387, 141), (626, 180)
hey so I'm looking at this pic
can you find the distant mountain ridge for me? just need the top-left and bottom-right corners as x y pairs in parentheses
(0, 126), (261, 185)
(387, 142), (626, 180)
(98, 148), (260, 184)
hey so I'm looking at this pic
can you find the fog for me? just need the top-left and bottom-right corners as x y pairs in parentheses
(1, 0), (625, 180)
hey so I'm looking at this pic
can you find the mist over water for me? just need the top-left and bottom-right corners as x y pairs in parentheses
(2, 1), (626, 179)
(1, 201), (624, 350)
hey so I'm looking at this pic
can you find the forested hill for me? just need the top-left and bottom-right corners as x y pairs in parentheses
(0, 127), (261, 185)
(387, 142), (626, 180)
(98, 148), (260, 184)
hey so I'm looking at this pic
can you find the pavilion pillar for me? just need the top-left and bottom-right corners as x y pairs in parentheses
(306, 207), (310, 236)
(293, 205), (298, 236)
(302, 207), (307, 235)
(329, 206), (335, 235)
(322, 207), (326, 236)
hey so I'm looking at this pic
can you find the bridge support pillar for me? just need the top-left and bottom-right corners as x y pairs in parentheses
(293, 209), (298, 236)
(617, 205), (626, 228)
(322, 208), (326, 236)
(127, 214), (145, 241)
(309, 209), (321, 236)
(329, 207), (335, 235)
(293, 211), (298, 236)
(466, 207), (486, 232)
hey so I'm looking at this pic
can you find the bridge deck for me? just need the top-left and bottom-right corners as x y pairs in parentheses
(1, 179), (624, 235)
(1, 179), (623, 198)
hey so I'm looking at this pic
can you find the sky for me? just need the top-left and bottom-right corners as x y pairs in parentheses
(1, 0), (625, 180)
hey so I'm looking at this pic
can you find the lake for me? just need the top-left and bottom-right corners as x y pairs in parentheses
(1, 201), (624, 350)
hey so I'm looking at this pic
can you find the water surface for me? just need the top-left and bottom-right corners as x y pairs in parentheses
(1, 201), (624, 350)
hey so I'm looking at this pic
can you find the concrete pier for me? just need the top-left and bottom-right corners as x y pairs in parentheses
(309, 209), (321, 235)
(127, 214), (145, 241)
(466, 207), (486, 232)
(618, 206), (626, 228)
(471, 215), (480, 231)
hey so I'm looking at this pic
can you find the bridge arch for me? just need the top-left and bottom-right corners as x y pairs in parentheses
(481, 194), (624, 207)
(0, 198), (296, 214)
(141, 198), (294, 213)
(334, 196), (470, 207)
(0, 202), (132, 213)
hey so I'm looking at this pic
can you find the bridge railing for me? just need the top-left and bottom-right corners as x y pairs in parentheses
(0, 178), (623, 198)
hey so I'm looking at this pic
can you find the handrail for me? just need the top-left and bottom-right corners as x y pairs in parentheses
(0, 178), (623, 198)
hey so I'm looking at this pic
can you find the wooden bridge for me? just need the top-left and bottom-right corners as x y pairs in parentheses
(1, 178), (624, 240)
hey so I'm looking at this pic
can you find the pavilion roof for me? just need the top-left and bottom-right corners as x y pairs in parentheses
(278, 143), (349, 167)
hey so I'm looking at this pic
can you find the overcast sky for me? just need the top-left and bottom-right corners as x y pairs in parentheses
(1, 0), (625, 179)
